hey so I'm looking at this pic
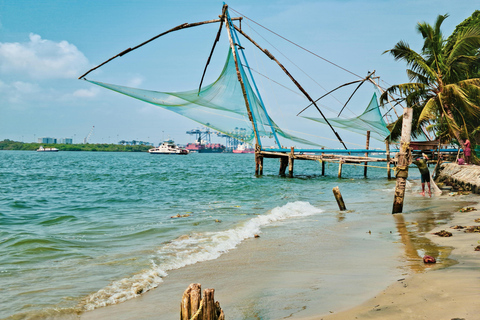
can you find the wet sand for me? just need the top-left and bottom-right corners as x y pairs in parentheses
(313, 198), (480, 320)
(80, 204), (406, 320)
(79, 193), (478, 320)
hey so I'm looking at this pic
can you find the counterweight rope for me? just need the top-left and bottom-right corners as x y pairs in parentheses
(229, 7), (364, 80)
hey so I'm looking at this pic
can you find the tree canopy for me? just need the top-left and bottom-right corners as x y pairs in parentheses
(380, 12), (480, 152)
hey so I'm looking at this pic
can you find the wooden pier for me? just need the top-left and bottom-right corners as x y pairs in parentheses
(255, 147), (396, 178)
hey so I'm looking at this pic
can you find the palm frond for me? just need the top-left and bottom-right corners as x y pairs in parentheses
(417, 98), (438, 125)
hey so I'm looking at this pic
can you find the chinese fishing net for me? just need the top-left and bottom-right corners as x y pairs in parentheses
(301, 92), (390, 142)
(86, 48), (320, 148)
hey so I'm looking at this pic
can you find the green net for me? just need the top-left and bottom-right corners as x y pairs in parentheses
(86, 48), (321, 148)
(301, 93), (390, 142)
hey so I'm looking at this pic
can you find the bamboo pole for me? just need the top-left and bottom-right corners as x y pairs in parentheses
(198, 6), (227, 94)
(364, 130), (370, 178)
(79, 16), (242, 80)
(332, 186), (346, 210)
(233, 25), (348, 150)
(386, 140), (391, 179)
(222, 6), (260, 150)
(392, 107), (413, 214)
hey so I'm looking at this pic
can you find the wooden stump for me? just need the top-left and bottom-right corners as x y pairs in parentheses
(181, 284), (224, 320)
(333, 186), (346, 211)
(181, 283), (201, 320)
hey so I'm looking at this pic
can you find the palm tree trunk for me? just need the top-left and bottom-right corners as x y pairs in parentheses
(444, 106), (465, 150)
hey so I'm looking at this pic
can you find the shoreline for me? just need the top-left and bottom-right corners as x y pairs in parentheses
(76, 190), (478, 320)
(313, 194), (480, 320)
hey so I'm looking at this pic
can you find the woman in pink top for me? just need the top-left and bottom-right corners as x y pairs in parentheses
(464, 139), (471, 164)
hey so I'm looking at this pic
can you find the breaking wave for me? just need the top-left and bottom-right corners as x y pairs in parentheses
(80, 201), (322, 310)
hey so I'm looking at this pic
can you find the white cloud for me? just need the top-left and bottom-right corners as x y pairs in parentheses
(127, 76), (144, 88)
(0, 33), (89, 80)
(11, 81), (41, 94)
(0, 80), (41, 105)
(73, 87), (100, 98)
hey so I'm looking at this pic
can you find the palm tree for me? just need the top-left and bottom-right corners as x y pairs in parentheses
(380, 13), (480, 151)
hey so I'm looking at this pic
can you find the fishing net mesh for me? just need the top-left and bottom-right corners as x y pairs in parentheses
(87, 48), (320, 147)
(302, 93), (391, 142)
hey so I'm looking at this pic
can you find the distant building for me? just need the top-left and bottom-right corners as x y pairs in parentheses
(37, 137), (72, 144)
(59, 138), (73, 144)
(38, 137), (57, 144)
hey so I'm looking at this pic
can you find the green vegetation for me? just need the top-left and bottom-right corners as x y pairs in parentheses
(0, 139), (151, 152)
(380, 12), (480, 153)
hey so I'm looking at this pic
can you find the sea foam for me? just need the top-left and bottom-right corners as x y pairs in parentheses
(80, 201), (322, 311)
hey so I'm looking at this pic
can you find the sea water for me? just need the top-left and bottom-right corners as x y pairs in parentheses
(0, 151), (470, 319)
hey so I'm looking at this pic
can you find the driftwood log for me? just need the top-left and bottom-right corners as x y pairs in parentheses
(181, 283), (225, 320)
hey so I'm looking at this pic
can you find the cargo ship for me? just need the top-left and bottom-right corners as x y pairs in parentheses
(185, 142), (225, 153)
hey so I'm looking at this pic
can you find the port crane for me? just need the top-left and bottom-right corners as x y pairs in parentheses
(83, 126), (95, 144)
(186, 126), (249, 151)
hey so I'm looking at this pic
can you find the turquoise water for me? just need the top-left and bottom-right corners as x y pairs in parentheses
(0, 151), (464, 319)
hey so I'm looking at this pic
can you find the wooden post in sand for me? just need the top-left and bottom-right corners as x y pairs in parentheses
(392, 107), (413, 214)
(333, 186), (346, 210)
(181, 283), (225, 320)
(364, 130), (370, 177)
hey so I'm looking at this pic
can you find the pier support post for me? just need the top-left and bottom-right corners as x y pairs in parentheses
(279, 156), (288, 176)
(386, 140), (391, 179)
(321, 147), (325, 176)
(337, 159), (343, 178)
(288, 147), (294, 178)
(332, 186), (346, 211)
(255, 152), (263, 175)
(392, 108), (413, 214)
(364, 130), (370, 178)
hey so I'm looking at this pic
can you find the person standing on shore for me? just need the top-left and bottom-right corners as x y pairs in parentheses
(464, 139), (471, 165)
(412, 154), (431, 197)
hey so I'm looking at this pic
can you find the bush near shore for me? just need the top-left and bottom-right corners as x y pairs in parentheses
(0, 139), (151, 152)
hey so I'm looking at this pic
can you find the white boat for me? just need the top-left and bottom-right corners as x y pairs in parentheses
(232, 143), (254, 154)
(37, 146), (59, 152)
(148, 140), (188, 155)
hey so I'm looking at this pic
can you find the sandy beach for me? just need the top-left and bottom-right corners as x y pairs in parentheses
(314, 197), (480, 320)
(76, 190), (480, 320)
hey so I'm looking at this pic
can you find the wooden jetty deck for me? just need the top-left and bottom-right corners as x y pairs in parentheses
(255, 146), (396, 178)
(255, 145), (461, 178)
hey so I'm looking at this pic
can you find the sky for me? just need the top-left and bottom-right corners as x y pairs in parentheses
(0, 0), (478, 149)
